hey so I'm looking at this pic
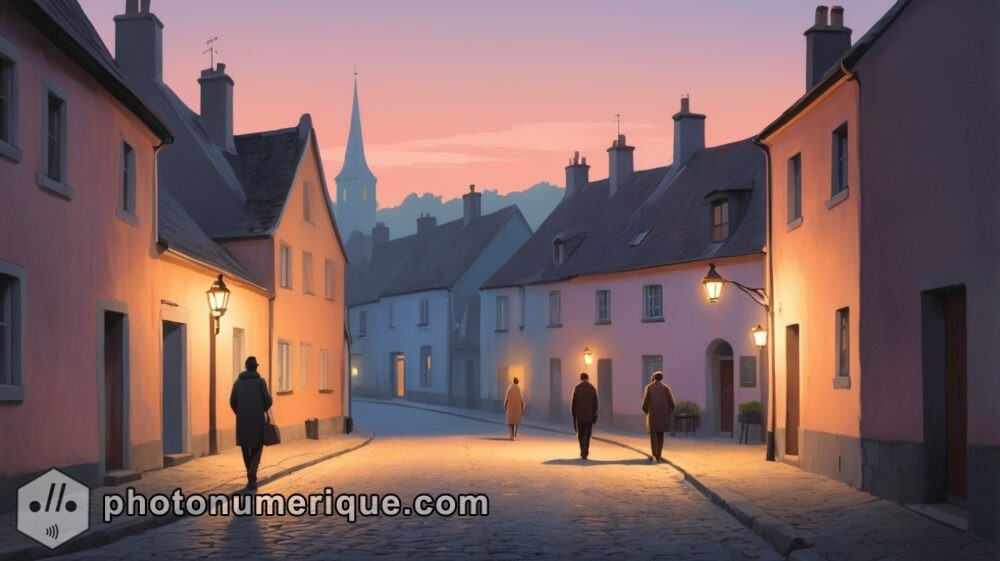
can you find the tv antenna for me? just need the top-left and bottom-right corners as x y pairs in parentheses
(203, 37), (219, 68)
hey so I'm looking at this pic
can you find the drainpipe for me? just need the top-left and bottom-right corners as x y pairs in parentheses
(840, 58), (863, 449)
(447, 289), (455, 405)
(750, 135), (778, 462)
(268, 294), (275, 390)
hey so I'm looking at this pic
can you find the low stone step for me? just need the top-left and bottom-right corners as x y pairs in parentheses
(163, 453), (194, 467)
(104, 469), (142, 486)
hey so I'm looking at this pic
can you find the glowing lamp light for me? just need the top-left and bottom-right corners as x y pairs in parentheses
(583, 347), (594, 367)
(751, 325), (768, 348)
(206, 274), (230, 334)
(351, 367), (359, 377)
(703, 263), (724, 303)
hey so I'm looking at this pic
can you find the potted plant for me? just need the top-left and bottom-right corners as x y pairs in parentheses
(672, 400), (701, 435)
(738, 401), (762, 425)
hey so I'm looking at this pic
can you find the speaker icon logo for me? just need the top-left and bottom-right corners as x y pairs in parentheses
(17, 468), (90, 549)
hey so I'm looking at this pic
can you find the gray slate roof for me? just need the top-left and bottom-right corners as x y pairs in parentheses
(13, 0), (172, 140)
(483, 139), (765, 289)
(347, 206), (527, 306)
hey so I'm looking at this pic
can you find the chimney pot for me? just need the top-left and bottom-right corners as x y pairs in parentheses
(114, 0), (164, 83)
(815, 6), (829, 27)
(672, 95), (706, 168)
(140, 0), (150, 13)
(680, 95), (690, 113)
(564, 150), (590, 200)
(830, 6), (844, 27)
(805, 5), (851, 89)
(217, 63), (226, 73)
(125, 0), (138, 14)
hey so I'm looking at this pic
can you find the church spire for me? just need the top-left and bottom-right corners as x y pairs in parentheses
(336, 73), (376, 183)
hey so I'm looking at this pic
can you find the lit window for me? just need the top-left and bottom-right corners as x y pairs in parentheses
(418, 298), (429, 326)
(643, 285), (663, 321)
(596, 289), (611, 324)
(277, 341), (292, 392)
(548, 290), (561, 327)
(711, 199), (730, 242)
(420, 345), (432, 387)
(120, 142), (136, 216)
(832, 123), (848, 196)
(836, 308), (850, 379)
(788, 153), (802, 222)
(495, 295), (509, 331)
(280, 244), (292, 289)
(302, 251), (314, 294)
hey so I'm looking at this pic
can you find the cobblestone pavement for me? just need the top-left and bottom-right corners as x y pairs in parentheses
(51, 401), (782, 561)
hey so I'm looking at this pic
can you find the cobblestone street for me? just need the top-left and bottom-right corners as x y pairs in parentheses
(50, 402), (781, 561)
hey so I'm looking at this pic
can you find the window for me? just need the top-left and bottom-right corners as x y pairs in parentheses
(280, 244), (292, 288)
(788, 153), (802, 223)
(324, 259), (335, 300)
(120, 141), (136, 217)
(418, 298), (429, 327)
(495, 295), (509, 331)
(319, 349), (330, 391)
(232, 327), (246, 383)
(0, 37), (20, 161)
(420, 345), (432, 387)
(832, 123), (849, 196)
(303, 181), (313, 223)
(642, 355), (663, 392)
(302, 251), (314, 294)
(643, 284), (663, 321)
(595, 289), (611, 324)
(341, 188), (347, 203)
(548, 290), (561, 327)
(0, 266), (25, 402)
(300, 342), (310, 389)
(836, 308), (850, 379)
(553, 241), (566, 265)
(45, 92), (65, 182)
(358, 310), (367, 337)
(711, 199), (730, 242)
(277, 341), (292, 392)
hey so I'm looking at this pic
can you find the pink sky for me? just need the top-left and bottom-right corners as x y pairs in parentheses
(83, 1), (895, 207)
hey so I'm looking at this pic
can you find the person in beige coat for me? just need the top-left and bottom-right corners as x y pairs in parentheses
(503, 377), (526, 440)
(641, 371), (676, 462)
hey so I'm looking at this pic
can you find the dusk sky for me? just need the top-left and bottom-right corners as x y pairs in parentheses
(82, 1), (895, 207)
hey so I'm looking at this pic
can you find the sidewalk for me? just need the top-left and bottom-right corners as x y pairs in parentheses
(0, 429), (373, 561)
(359, 398), (1000, 561)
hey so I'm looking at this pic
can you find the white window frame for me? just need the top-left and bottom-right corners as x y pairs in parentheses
(302, 251), (314, 294)
(495, 295), (509, 332)
(117, 139), (138, 224)
(548, 290), (562, 327)
(300, 342), (310, 389)
(0, 35), (22, 162)
(280, 243), (292, 289)
(596, 289), (611, 324)
(324, 259), (335, 300)
(642, 355), (664, 393)
(277, 340), (292, 393)
(832, 123), (849, 196)
(319, 348), (330, 391)
(0, 260), (26, 402)
(643, 284), (664, 321)
(38, 78), (72, 199)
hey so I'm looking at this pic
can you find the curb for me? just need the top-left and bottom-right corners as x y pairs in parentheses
(1, 429), (375, 561)
(358, 398), (826, 560)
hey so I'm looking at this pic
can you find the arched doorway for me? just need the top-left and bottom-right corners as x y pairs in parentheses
(705, 340), (735, 436)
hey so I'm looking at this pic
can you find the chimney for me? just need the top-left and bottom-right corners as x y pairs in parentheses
(462, 184), (482, 226)
(114, 0), (164, 84)
(416, 213), (437, 236)
(672, 95), (706, 168)
(371, 222), (389, 247)
(198, 63), (236, 153)
(564, 151), (590, 200)
(805, 5), (852, 90)
(607, 134), (634, 198)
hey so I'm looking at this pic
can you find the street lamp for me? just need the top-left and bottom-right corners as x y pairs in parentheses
(751, 325), (768, 348)
(702, 264), (724, 303)
(206, 274), (230, 334)
(583, 347), (593, 367)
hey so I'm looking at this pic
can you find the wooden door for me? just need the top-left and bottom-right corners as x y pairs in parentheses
(395, 355), (406, 397)
(597, 359), (613, 425)
(104, 312), (125, 470)
(549, 359), (561, 421)
(161, 321), (185, 455)
(945, 289), (967, 498)
(720, 359), (734, 433)
(785, 325), (800, 455)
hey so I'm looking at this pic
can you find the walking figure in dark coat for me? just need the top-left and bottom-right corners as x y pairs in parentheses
(230, 356), (273, 490)
(571, 372), (598, 460)
(641, 370), (676, 462)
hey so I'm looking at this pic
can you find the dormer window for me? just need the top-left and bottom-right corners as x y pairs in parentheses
(711, 199), (730, 242)
(553, 240), (566, 265)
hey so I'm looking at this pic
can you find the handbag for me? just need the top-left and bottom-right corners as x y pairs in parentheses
(263, 410), (281, 446)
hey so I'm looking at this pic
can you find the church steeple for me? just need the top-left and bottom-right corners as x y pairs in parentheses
(335, 73), (377, 239)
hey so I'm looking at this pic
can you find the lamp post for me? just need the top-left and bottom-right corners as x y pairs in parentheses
(206, 274), (230, 455)
(583, 347), (594, 367)
(702, 264), (777, 461)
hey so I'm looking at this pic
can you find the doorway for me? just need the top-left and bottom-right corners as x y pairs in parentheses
(549, 359), (561, 421)
(786, 324), (801, 456)
(393, 353), (406, 398)
(720, 359), (734, 433)
(923, 286), (967, 502)
(104, 311), (126, 471)
(597, 359), (613, 425)
(162, 321), (186, 455)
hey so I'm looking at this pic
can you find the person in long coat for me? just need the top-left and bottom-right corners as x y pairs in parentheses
(641, 370), (676, 462)
(230, 356), (273, 489)
(503, 377), (526, 440)
(571, 372), (599, 460)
